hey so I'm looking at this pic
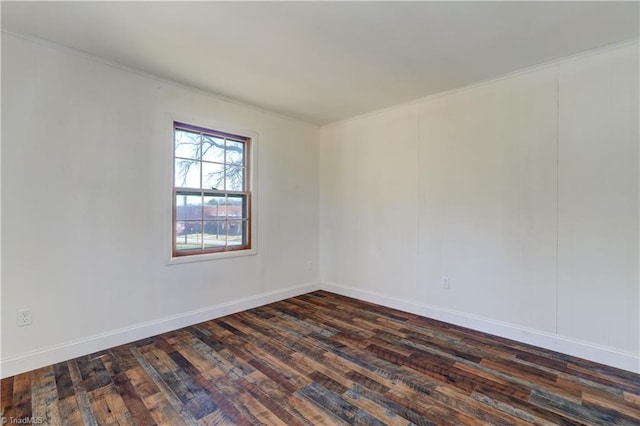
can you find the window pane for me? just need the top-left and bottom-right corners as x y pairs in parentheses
(175, 159), (201, 188)
(203, 196), (226, 220)
(226, 140), (244, 165)
(227, 220), (246, 246)
(176, 194), (203, 220)
(202, 135), (225, 163)
(204, 221), (226, 249)
(226, 195), (246, 219)
(202, 162), (225, 190)
(226, 166), (244, 191)
(175, 130), (200, 159)
(173, 122), (251, 256)
(175, 221), (202, 251)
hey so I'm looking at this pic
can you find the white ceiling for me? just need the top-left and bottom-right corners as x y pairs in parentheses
(2, 2), (638, 126)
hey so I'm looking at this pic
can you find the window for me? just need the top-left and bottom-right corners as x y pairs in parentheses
(173, 122), (251, 257)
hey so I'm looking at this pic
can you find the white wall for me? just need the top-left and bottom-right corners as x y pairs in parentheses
(321, 42), (639, 372)
(1, 33), (320, 376)
(558, 45), (639, 353)
(416, 67), (559, 332)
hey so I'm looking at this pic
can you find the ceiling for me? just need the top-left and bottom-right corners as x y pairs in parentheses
(2, 2), (638, 126)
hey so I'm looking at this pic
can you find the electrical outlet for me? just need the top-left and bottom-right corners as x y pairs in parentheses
(17, 310), (32, 326)
(442, 277), (450, 290)
(307, 260), (313, 271)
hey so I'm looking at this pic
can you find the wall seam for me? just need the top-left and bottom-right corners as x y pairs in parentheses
(416, 109), (422, 303)
(555, 64), (561, 336)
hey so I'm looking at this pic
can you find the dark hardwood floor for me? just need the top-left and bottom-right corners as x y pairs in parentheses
(2, 291), (639, 425)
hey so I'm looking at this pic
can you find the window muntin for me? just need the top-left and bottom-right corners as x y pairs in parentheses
(173, 122), (251, 257)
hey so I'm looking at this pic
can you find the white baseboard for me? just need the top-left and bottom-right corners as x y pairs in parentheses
(0, 282), (321, 378)
(321, 282), (640, 374)
(3, 280), (638, 378)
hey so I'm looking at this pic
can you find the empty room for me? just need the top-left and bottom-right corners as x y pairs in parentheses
(1, 1), (639, 425)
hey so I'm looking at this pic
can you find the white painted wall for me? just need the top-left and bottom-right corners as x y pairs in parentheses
(557, 45), (639, 353)
(416, 67), (559, 332)
(320, 107), (419, 301)
(1, 33), (319, 375)
(321, 42), (639, 371)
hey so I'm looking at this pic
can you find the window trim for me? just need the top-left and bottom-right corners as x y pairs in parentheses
(167, 118), (257, 263)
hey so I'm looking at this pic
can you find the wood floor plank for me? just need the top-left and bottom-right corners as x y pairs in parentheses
(143, 392), (185, 426)
(76, 356), (112, 393)
(624, 391), (640, 408)
(11, 372), (32, 413)
(170, 337), (271, 425)
(529, 388), (639, 425)
(30, 366), (62, 425)
(2, 290), (639, 425)
(130, 347), (200, 424)
(53, 362), (75, 400)
(124, 366), (161, 401)
(87, 383), (133, 425)
(58, 394), (86, 426)
(235, 374), (308, 426)
(582, 390), (640, 422)
(1, 377), (14, 415)
(102, 352), (158, 426)
(67, 359), (99, 426)
(189, 372), (254, 426)
(196, 409), (234, 426)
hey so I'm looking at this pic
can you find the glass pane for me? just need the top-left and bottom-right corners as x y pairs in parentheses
(226, 140), (244, 165)
(226, 166), (244, 191)
(203, 196), (226, 220)
(204, 221), (226, 249)
(175, 129), (200, 159)
(202, 135), (225, 163)
(175, 159), (201, 188)
(226, 195), (246, 219)
(175, 221), (202, 251)
(227, 220), (246, 246)
(176, 194), (202, 220)
(202, 162), (225, 190)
